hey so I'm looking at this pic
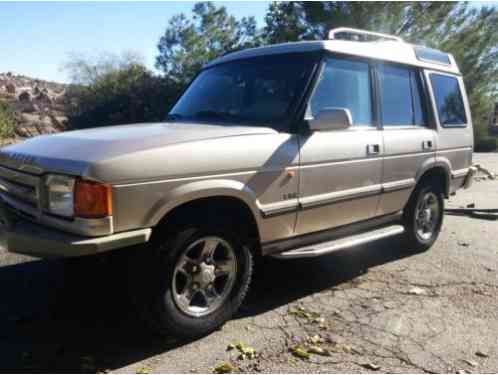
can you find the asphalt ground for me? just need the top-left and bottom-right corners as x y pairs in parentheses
(0, 153), (496, 373)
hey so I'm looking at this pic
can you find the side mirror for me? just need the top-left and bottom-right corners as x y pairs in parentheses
(308, 108), (352, 132)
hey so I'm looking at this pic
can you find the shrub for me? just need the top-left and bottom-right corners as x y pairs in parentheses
(0, 101), (16, 142)
(65, 64), (181, 130)
(474, 137), (497, 152)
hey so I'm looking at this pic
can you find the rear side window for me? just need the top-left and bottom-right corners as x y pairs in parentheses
(308, 57), (373, 126)
(378, 65), (426, 126)
(430, 74), (467, 126)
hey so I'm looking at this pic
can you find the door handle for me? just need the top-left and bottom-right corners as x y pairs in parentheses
(422, 140), (433, 150)
(367, 144), (380, 155)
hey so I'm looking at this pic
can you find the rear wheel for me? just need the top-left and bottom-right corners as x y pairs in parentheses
(402, 181), (444, 252)
(129, 222), (253, 340)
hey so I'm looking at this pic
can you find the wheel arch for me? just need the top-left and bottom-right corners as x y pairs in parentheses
(415, 161), (451, 197)
(148, 179), (263, 252)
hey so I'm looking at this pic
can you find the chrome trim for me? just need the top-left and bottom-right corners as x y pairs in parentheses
(299, 156), (382, 169)
(0, 176), (38, 204)
(383, 151), (434, 160)
(259, 178), (415, 217)
(382, 125), (429, 130)
(382, 178), (416, 193)
(437, 146), (473, 153)
(271, 224), (405, 259)
(0, 165), (40, 186)
(258, 199), (299, 218)
(300, 184), (382, 209)
(0, 165), (42, 215)
(262, 212), (402, 255)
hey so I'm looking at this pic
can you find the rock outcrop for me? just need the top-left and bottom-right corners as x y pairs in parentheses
(0, 72), (68, 144)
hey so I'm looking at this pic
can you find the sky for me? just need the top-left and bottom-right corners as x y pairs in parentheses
(0, 1), (270, 83)
(0, 1), (495, 83)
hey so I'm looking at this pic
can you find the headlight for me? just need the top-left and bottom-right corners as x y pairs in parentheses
(44, 175), (112, 219)
(45, 174), (75, 217)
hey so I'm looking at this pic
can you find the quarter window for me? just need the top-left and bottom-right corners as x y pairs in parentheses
(378, 65), (426, 126)
(430, 74), (467, 126)
(308, 57), (373, 126)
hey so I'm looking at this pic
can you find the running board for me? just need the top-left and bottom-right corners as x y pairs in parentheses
(270, 225), (405, 259)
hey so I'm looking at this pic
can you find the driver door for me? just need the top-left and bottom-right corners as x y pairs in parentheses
(295, 55), (383, 235)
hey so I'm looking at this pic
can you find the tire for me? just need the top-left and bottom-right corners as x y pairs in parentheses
(128, 222), (253, 340)
(402, 180), (444, 252)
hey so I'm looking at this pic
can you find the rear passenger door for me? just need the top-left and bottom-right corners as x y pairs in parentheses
(376, 63), (437, 216)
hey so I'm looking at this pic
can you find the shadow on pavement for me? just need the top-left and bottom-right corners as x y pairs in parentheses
(0, 236), (413, 373)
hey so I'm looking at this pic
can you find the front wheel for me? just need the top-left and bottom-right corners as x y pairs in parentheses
(129, 224), (253, 340)
(402, 182), (444, 252)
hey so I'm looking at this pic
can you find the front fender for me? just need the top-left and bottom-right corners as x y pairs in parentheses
(145, 178), (263, 231)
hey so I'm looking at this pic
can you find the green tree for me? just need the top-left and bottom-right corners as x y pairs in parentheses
(0, 100), (16, 143)
(64, 54), (181, 129)
(265, 2), (498, 148)
(156, 2), (263, 84)
(63, 50), (145, 85)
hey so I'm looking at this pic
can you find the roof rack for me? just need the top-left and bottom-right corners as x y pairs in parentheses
(328, 27), (404, 43)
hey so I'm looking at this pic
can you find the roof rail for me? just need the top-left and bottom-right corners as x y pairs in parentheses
(328, 27), (404, 43)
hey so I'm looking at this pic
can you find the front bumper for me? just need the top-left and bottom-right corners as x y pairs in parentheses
(0, 203), (151, 258)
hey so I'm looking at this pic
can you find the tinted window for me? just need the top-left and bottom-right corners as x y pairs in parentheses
(430, 74), (467, 126)
(308, 57), (372, 126)
(379, 65), (426, 126)
(169, 54), (315, 131)
(410, 71), (426, 126)
(414, 46), (450, 65)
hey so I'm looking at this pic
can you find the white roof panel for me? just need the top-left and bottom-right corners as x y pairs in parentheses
(206, 39), (460, 75)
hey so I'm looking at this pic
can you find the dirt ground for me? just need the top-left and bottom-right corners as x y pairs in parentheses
(0, 153), (496, 373)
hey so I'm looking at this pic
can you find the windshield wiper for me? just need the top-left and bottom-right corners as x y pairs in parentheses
(165, 113), (184, 121)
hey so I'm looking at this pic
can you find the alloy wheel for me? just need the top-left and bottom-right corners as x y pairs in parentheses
(172, 236), (237, 317)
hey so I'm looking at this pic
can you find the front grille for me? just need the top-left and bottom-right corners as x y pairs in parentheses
(0, 165), (41, 216)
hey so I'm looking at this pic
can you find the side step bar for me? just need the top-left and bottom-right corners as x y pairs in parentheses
(270, 225), (405, 259)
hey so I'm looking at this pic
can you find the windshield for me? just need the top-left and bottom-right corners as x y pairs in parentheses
(168, 54), (316, 131)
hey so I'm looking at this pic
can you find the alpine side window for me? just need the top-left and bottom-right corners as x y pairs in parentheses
(430, 74), (467, 127)
(378, 64), (426, 126)
(308, 57), (373, 127)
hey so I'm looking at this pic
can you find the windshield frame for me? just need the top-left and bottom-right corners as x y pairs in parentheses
(167, 52), (322, 133)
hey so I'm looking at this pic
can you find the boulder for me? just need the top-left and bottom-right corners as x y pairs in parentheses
(18, 91), (31, 102)
(5, 83), (15, 94)
(35, 91), (52, 105)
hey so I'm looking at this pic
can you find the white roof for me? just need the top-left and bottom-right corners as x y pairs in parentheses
(207, 39), (460, 75)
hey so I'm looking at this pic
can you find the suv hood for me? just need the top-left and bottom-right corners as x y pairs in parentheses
(0, 122), (277, 177)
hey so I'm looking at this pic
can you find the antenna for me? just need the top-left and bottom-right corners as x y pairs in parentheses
(328, 27), (404, 43)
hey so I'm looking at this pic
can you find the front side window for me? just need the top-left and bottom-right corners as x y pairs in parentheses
(378, 65), (426, 126)
(169, 54), (316, 132)
(308, 57), (373, 126)
(430, 74), (467, 126)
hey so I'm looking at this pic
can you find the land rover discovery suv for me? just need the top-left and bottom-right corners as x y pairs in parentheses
(0, 28), (474, 339)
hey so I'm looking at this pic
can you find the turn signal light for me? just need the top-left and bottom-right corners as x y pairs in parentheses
(74, 179), (112, 218)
